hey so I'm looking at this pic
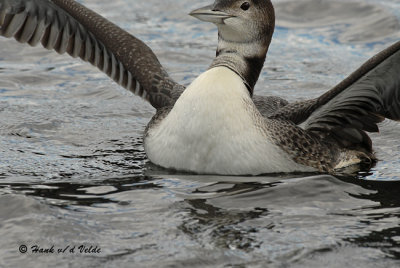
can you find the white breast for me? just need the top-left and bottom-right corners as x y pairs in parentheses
(144, 67), (314, 175)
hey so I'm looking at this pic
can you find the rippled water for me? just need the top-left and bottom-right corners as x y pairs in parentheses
(1, 0), (400, 267)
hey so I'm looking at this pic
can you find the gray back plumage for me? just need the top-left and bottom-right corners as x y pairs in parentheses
(0, 0), (184, 109)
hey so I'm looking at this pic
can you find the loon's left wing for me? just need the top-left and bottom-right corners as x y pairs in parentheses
(0, 0), (184, 109)
(270, 41), (400, 124)
(269, 41), (400, 150)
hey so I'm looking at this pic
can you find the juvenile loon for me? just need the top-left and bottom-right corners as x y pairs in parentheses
(0, 0), (400, 175)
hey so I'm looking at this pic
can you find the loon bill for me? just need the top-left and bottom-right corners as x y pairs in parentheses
(0, 0), (399, 175)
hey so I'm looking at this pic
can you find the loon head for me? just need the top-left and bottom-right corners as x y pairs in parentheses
(190, 0), (275, 44)
(190, 0), (275, 93)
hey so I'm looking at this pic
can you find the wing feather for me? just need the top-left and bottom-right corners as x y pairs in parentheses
(0, 0), (184, 109)
(268, 41), (400, 151)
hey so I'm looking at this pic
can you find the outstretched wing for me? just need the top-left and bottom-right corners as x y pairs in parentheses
(0, 0), (184, 109)
(269, 41), (400, 150)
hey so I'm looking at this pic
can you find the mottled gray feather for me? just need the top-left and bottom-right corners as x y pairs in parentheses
(253, 95), (288, 117)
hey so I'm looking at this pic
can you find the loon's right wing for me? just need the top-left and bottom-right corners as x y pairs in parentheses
(0, 0), (184, 109)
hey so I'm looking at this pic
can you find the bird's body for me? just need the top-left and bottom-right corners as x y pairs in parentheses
(145, 66), (315, 174)
(1, 0), (400, 175)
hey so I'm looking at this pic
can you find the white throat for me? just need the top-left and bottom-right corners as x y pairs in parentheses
(144, 67), (313, 175)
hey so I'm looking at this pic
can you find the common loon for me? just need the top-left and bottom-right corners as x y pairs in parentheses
(0, 0), (399, 175)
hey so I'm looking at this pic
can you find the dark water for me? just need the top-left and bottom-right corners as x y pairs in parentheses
(1, 0), (400, 267)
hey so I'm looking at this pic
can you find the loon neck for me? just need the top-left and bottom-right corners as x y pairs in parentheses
(209, 34), (270, 95)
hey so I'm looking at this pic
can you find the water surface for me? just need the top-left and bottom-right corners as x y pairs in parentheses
(1, 0), (400, 267)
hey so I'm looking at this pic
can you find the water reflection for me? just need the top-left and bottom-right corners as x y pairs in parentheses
(346, 226), (400, 259)
(2, 171), (399, 262)
(178, 181), (276, 251)
(338, 175), (400, 208)
(337, 175), (400, 259)
(0, 175), (160, 208)
(180, 198), (269, 251)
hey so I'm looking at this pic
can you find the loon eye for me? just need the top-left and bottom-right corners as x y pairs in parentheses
(240, 2), (250, 11)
